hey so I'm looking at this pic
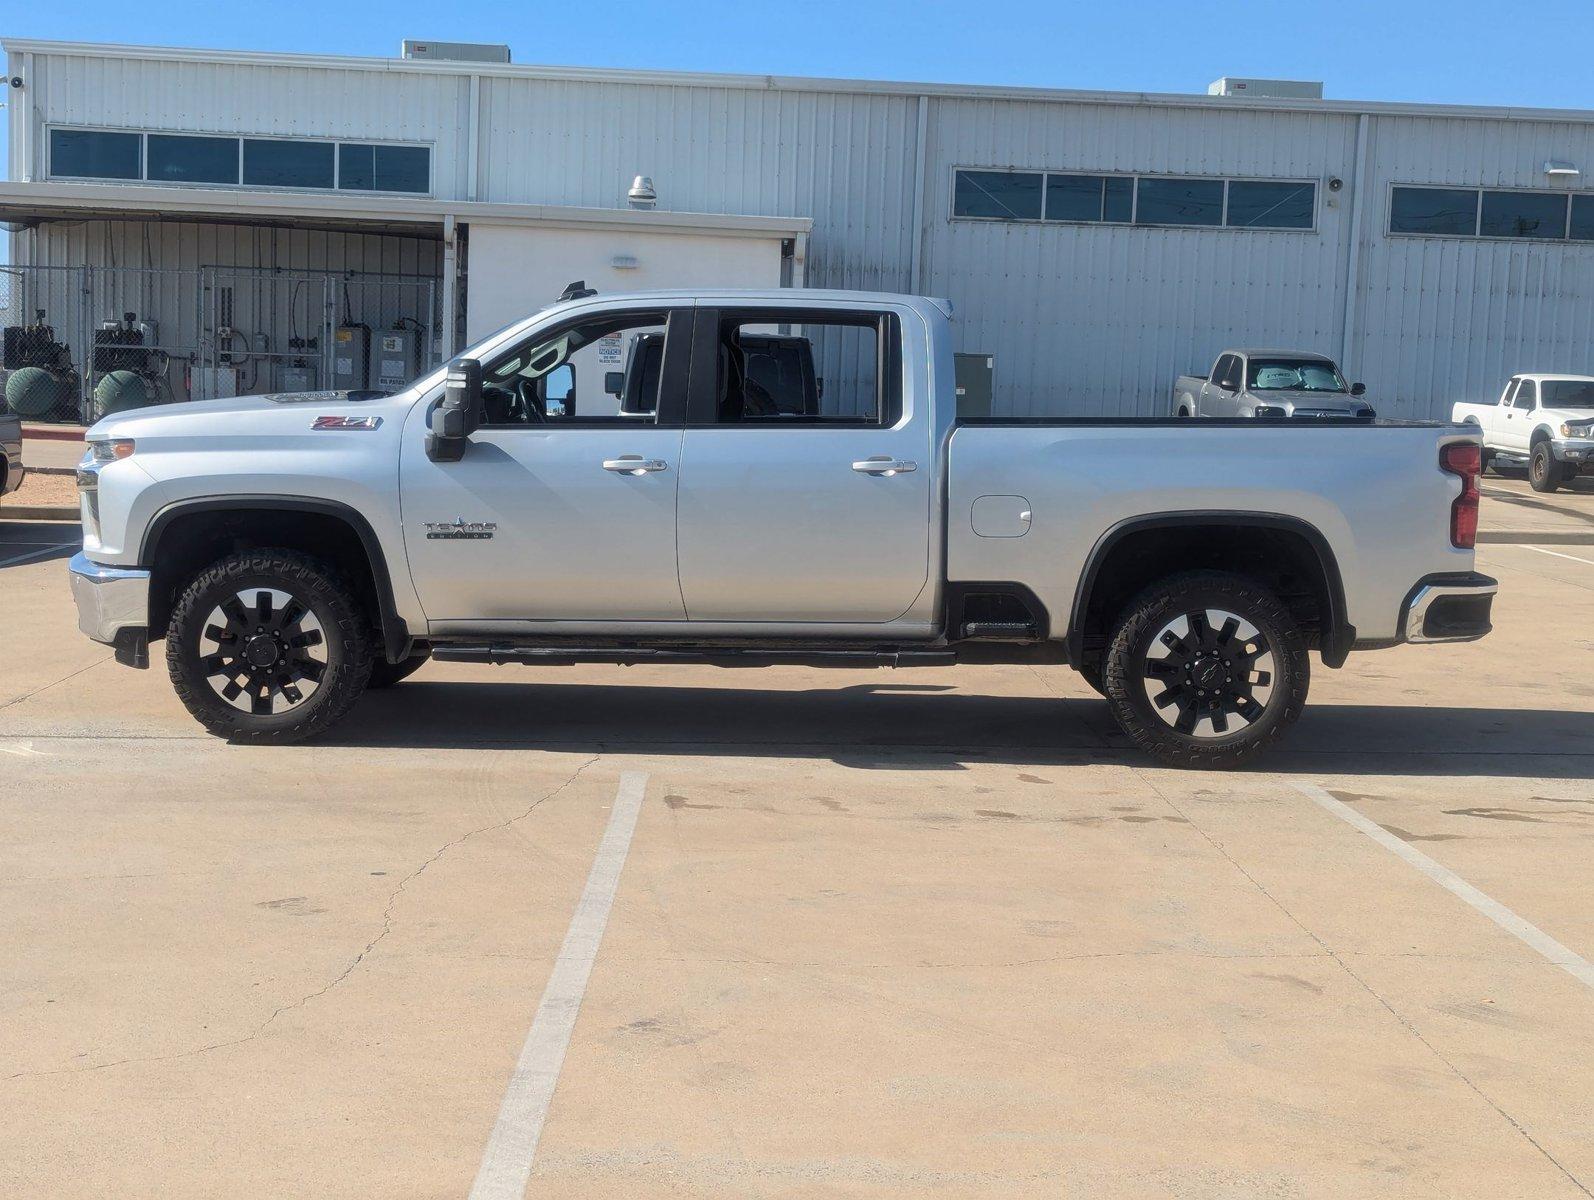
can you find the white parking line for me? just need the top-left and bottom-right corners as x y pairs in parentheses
(1521, 545), (1594, 567)
(468, 770), (649, 1200)
(1295, 783), (1594, 991)
(0, 542), (77, 568)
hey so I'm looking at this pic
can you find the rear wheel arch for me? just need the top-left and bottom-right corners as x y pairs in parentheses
(1068, 512), (1349, 674)
(140, 496), (411, 662)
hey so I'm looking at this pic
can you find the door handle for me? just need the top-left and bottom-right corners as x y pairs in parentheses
(602, 456), (668, 475)
(852, 457), (917, 475)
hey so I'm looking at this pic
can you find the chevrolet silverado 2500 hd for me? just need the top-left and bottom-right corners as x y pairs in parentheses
(1453, 374), (1594, 493)
(1174, 350), (1375, 419)
(69, 289), (1495, 768)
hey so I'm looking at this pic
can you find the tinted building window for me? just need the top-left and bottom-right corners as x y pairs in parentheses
(1480, 190), (1569, 239)
(243, 139), (335, 189)
(1045, 174), (1106, 222)
(1573, 195), (1594, 242)
(1227, 180), (1315, 229)
(339, 143), (430, 193)
(1103, 176), (1133, 223)
(50, 129), (140, 180)
(1390, 187), (1479, 235)
(953, 170), (1043, 220)
(145, 134), (239, 184)
(1135, 178), (1224, 226)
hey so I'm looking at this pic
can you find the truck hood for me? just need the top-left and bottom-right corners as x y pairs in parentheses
(87, 389), (399, 439)
(1543, 408), (1594, 433)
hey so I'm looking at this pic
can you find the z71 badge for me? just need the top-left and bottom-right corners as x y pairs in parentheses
(312, 415), (382, 431)
(423, 519), (497, 541)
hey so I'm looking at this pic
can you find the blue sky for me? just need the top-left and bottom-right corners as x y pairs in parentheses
(4, 0), (1594, 170)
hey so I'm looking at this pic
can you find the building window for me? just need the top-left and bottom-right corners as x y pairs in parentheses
(243, 138), (335, 189)
(1135, 177), (1224, 226)
(1044, 174), (1133, 223)
(1390, 187), (1480, 236)
(1226, 180), (1316, 229)
(953, 170), (1044, 220)
(339, 143), (431, 194)
(956, 168), (1315, 232)
(145, 134), (240, 185)
(1391, 185), (1594, 241)
(1480, 190), (1570, 239)
(46, 126), (431, 195)
(49, 129), (141, 180)
(1573, 195), (1594, 242)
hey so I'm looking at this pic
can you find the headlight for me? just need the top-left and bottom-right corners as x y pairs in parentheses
(88, 439), (136, 462)
(1359, 406), (1377, 420)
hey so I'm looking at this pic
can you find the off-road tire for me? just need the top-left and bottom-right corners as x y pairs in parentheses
(1530, 442), (1561, 493)
(367, 651), (431, 689)
(1103, 570), (1309, 769)
(167, 549), (373, 743)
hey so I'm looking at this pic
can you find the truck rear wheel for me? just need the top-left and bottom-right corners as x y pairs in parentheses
(1102, 571), (1309, 769)
(166, 549), (374, 743)
(1530, 442), (1561, 493)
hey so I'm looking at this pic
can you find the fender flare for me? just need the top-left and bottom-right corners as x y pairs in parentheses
(1066, 510), (1353, 669)
(140, 494), (411, 663)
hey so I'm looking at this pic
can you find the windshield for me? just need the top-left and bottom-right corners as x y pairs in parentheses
(1541, 380), (1594, 410)
(1247, 359), (1347, 392)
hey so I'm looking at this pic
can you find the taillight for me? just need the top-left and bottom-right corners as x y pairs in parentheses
(1441, 441), (1481, 549)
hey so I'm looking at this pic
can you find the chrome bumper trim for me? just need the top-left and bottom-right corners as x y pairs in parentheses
(1404, 578), (1497, 644)
(68, 551), (150, 645)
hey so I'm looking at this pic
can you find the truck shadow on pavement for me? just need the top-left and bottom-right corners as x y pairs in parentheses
(330, 679), (1594, 779)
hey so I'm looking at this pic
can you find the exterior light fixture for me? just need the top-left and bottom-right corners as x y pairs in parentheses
(627, 175), (657, 208)
(1544, 160), (1580, 178)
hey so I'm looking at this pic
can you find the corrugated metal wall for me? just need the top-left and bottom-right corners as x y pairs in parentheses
(920, 99), (1359, 415)
(11, 45), (1594, 419)
(1355, 115), (1594, 413)
(476, 76), (920, 294)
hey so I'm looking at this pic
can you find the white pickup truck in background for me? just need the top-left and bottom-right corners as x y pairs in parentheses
(69, 288), (1495, 768)
(1452, 374), (1594, 493)
(1174, 350), (1376, 419)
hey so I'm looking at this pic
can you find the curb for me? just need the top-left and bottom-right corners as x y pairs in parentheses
(21, 425), (87, 442)
(0, 505), (80, 522)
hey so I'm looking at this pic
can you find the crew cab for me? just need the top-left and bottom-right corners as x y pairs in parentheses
(1453, 374), (1594, 493)
(69, 288), (1495, 768)
(1174, 350), (1376, 419)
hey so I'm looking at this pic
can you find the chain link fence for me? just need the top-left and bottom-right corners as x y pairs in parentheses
(1, 264), (442, 423)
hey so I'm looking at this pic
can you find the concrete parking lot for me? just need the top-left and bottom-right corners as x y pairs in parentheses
(2, 487), (1592, 1198)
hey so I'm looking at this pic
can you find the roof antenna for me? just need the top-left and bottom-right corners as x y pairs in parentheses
(558, 280), (597, 302)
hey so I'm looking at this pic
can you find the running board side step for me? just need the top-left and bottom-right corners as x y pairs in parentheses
(431, 645), (958, 669)
(959, 621), (1039, 640)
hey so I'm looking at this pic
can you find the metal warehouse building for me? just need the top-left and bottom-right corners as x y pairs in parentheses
(4, 37), (1594, 423)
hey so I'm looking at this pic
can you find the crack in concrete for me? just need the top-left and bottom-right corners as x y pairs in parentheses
(8, 754), (602, 1082)
(1137, 770), (1593, 1200)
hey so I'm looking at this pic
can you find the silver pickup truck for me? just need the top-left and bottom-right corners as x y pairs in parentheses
(68, 288), (1494, 768)
(1174, 349), (1376, 419)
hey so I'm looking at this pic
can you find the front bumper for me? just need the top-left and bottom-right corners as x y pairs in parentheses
(1551, 438), (1594, 465)
(1402, 572), (1497, 644)
(69, 551), (152, 666)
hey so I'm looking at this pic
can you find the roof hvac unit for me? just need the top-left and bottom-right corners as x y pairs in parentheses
(401, 40), (510, 63)
(1207, 77), (1324, 100)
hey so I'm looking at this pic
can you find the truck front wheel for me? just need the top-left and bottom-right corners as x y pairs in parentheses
(1530, 442), (1562, 493)
(166, 549), (374, 743)
(1102, 571), (1309, 769)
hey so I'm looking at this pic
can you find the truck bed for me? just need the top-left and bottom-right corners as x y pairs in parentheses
(945, 418), (1470, 647)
